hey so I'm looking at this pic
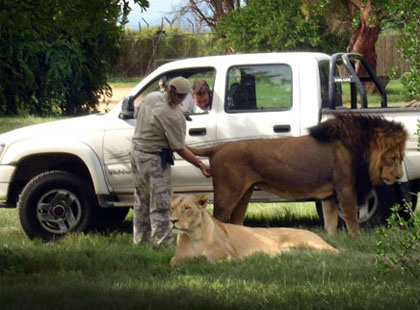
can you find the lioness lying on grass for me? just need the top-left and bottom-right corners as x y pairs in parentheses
(169, 194), (338, 266)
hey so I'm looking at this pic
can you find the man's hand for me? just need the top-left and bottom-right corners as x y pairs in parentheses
(175, 147), (212, 178)
(198, 162), (212, 178)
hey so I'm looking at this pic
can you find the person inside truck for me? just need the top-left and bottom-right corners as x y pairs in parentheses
(178, 92), (195, 113)
(179, 79), (212, 113)
(130, 76), (212, 247)
(192, 79), (212, 112)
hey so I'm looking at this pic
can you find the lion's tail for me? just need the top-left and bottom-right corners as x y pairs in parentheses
(188, 145), (222, 158)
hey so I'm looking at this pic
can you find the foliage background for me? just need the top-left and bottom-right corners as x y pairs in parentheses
(0, 0), (148, 116)
(386, 0), (420, 100)
(215, 0), (348, 54)
(0, 0), (417, 116)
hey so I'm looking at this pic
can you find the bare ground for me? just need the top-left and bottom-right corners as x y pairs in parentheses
(98, 87), (132, 112)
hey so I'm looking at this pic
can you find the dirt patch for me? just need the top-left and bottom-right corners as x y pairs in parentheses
(98, 87), (132, 112)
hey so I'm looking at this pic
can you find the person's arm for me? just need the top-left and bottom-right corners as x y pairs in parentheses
(175, 147), (212, 178)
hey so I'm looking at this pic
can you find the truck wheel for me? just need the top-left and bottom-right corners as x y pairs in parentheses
(316, 184), (411, 228)
(18, 170), (98, 241)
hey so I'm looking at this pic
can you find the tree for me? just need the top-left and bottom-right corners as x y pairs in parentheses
(176, 0), (246, 30)
(215, 0), (347, 54)
(308, 0), (389, 92)
(386, 0), (420, 102)
(346, 1), (384, 68)
(0, 0), (149, 116)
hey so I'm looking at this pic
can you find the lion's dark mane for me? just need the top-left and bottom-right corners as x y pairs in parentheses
(309, 113), (405, 202)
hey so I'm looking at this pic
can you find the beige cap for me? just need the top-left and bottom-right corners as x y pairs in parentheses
(168, 77), (192, 94)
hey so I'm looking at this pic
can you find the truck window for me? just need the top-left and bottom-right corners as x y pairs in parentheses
(319, 61), (343, 108)
(133, 68), (215, 113)
(225, 65), (292, 112)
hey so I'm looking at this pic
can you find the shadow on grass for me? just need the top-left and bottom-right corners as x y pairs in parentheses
(244, 215), (322, 230)
(95, 203), (324, 238)
(94, 219), (133, 236)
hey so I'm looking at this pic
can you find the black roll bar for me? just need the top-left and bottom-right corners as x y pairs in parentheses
(328, 53), (387, 110)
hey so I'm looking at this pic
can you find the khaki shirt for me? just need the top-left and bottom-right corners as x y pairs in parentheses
(132, 91), (186, 152)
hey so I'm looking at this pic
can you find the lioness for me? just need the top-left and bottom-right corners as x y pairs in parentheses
(169, 194), (338, 266)
(189, 114), (407, 236)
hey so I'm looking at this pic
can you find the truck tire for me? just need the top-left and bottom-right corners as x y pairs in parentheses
(18, 170), (99, 241)
(316, 184), (414, 228)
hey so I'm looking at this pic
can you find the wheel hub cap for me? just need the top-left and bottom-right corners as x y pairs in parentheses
(36, 189), (82, 234)
(52, 205), (66, 217)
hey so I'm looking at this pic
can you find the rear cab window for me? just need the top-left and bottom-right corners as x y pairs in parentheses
(225, 64), (292, 112)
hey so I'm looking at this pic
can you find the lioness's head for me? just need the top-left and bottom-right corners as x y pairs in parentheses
(170, 194), (209, 234)
(369, 128), (407, 186)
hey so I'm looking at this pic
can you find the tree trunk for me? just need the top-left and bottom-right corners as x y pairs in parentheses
(347, 21), (380, 93)
(345, 0), (382, 94)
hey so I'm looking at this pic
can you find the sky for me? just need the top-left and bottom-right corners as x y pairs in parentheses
(126, 0), (183, 30)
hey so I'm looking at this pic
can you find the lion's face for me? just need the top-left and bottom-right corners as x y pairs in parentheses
(170, 195), (209, 234)
(379, 149), (405, 185)
(370, 136), (406, 186)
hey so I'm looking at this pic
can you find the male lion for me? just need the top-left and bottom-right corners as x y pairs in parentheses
(170, 194), (338, 266)
(189, 114), (407, 236)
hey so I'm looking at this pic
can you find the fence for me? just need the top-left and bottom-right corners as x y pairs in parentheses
(111, 32), (222, 77)
(376, 35), (410, 77)
(111, 33), (410, 78)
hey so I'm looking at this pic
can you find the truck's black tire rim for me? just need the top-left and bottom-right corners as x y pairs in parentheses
(36, 189), (82, 234)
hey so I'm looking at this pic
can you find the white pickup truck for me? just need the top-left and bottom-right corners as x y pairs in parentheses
(0, 52), (419, 240)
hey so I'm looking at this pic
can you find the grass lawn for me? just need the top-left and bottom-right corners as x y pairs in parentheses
(108, 77), (140, 89)
(1, 203), (420, 309)
(0, 116), (62, 133)
(341, 78), (411, 107)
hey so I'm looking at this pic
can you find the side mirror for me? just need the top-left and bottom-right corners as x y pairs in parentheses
(119, 96), (135, 119)
(184, 113), (192, 121)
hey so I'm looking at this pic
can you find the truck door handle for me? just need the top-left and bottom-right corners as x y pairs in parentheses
(273, 125), (291, 133)
(189, 128), (207, 136)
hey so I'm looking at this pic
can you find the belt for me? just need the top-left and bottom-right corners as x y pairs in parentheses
(133, 145), (161, 155)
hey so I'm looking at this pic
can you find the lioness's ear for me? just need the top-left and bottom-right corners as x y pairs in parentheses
(171, 194), (181, 203)
(196, 195), (209, 209)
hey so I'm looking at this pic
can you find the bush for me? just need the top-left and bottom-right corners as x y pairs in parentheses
(387, 0), (420, 100)
(0, 0), (147, 116)
(374, 202), (420, 287)
(374, 120), (420, 286)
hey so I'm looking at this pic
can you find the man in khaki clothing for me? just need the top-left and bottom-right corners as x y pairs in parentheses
(130, 77), (211, 246)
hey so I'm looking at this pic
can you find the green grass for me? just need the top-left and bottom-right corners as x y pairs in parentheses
(2, 204), (420, 309)
(256, 82), (292, 109)
(0, 116), (62, 133)
(108, 77), (139, 89)
(341, 78), (411, 108)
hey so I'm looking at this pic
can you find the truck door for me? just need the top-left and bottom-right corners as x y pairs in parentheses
(103, 68), (216, 195)
(216, 64), (300, 141)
